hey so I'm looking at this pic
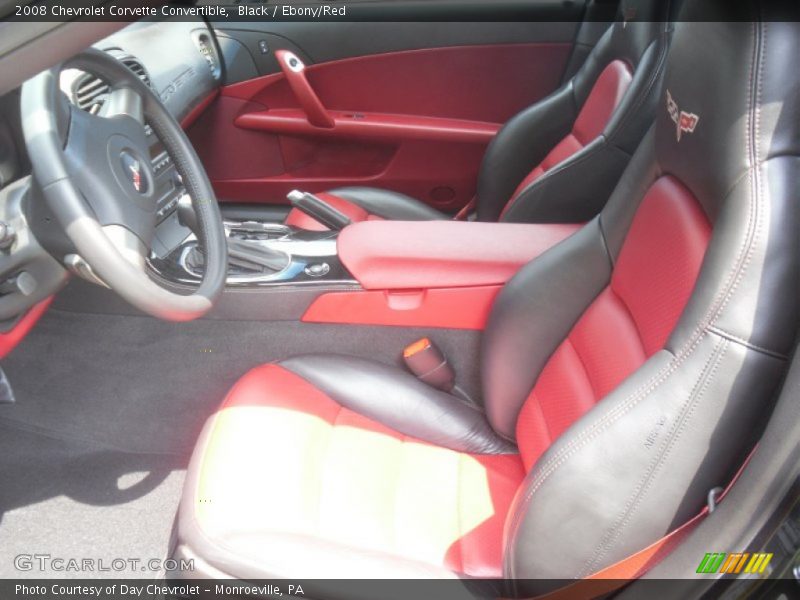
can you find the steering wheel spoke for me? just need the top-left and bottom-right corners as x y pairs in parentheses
(102, 224), (148, 270)
(102, 85), (145, 126)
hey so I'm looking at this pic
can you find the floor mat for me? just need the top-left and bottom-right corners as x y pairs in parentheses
(0, 308), (481, 456)
(0, 420), (184, 578)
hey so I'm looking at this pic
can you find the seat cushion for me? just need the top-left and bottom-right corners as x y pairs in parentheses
(179, 362), (524, 579)
(285, 187), (445, 230)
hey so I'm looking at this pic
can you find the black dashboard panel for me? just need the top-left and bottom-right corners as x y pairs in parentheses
(89, 18), (222, 124)
(0, 92), (26, 188)
(214, 20), (581, 83)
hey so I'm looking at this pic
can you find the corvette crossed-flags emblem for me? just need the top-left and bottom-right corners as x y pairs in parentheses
(666, 89), (700, 141)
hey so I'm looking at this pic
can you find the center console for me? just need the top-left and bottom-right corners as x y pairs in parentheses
(147, 153), (354, 288)
(146, 193), (581, 330)
(148, 219), (354, 287)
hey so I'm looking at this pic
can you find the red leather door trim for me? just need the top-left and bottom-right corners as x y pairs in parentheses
(274, 50), (335, 128)
(189, 43), (572, 209)
(223, 43), (572, 122)
(235, 109), (500, 144)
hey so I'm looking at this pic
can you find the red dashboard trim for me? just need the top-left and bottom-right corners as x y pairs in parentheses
(0, 296), (53, 359)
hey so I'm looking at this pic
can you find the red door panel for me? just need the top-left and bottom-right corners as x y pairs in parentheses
(187, 43), (573, 211)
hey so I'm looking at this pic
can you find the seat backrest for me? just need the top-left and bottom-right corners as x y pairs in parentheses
(476, 0), (672, 223)
(480, 1), (800, 589)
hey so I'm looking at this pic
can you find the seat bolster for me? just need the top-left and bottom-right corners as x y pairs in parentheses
(482, 220), (612, 439)
(280, 354), (516, 455)
(476, 86), (577, 222)
(329, 187), (446, 221)
(501, 138), (630, 223)
(504, 336), (787, 591)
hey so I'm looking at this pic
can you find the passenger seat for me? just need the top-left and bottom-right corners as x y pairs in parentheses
(286, 0), (673, 230)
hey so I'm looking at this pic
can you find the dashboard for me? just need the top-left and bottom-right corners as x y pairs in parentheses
(83, 19), (221, 125)
(0, 17), (224, 325)
(73, 19), (222, 248)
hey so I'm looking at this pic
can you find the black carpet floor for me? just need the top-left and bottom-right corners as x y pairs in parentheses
(0, 308), (481, 456)
(0, 420), (184, 578)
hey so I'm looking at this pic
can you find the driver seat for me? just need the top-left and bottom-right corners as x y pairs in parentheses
(175, 9), (800, 592)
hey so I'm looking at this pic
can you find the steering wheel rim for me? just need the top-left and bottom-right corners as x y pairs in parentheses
(20, 48), (227, 321)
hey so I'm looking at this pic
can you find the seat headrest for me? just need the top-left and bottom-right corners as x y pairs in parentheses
(601, 0), (673, 67)
(656, 1), (800, 219)
(616, 0), (674, 24)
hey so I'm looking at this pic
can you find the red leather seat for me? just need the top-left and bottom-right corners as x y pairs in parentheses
(176, 6), (800, 594)
(184, 363), (523, 577)
(286, 0), (671, 229)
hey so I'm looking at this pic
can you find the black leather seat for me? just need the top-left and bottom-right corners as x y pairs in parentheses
(176, 3), (800, 594)
(286, 0), (672, 230)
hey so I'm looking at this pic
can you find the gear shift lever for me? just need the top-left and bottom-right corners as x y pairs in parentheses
(186, 237), (290, 274)
(179, 195), (290, 274)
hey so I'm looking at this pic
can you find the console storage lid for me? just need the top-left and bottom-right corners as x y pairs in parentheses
(337, 220), (581, 290)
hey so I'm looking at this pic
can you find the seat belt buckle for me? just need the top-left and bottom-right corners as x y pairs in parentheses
(402, 338), (455, 392)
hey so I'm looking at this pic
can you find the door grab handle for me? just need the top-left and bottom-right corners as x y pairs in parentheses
(275, 49), (335, 128)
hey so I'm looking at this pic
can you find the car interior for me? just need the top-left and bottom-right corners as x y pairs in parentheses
(0, 0), (799, 597)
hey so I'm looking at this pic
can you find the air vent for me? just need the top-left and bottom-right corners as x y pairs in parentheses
(194, 32), (221, 79)
(71, 56), (151, 114)
(74, 74), (109, 114)
(121, 58), (151, 87)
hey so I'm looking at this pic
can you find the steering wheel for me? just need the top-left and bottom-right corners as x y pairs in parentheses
(20, 49), (227, 321)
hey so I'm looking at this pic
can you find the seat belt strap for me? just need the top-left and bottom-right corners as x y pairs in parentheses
(453, 196), (476, 220)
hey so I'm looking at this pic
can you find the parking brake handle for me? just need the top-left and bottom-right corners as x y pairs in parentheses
(275, 50), (335, 128)
(288, 190), (352, 231)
